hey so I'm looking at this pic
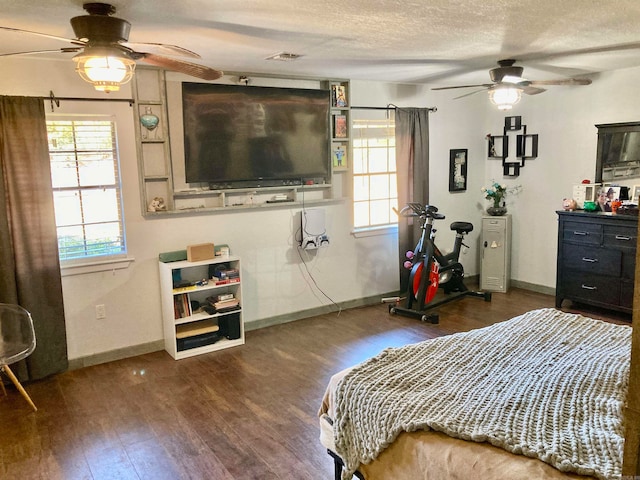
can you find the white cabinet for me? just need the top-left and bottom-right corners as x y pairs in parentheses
(480, 215), (512, 292)
(159, 256), (244, 359)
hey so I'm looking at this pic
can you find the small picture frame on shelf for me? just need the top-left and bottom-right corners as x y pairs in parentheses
(448, 149), (467, 192)
(632, 185), (640, 202)
(334, 114), (347, 138)
(332, 145), (348, 170)
(331, 84), (348, 107)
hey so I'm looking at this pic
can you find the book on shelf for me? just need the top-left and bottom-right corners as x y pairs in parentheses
(332, 84), (348, 107)
(332, 145), (347, 168)
(173, 284), (197, 293)
(176, 320), (220, 339)
(173, 293), (192, 319)
(334, 115), (347, 138)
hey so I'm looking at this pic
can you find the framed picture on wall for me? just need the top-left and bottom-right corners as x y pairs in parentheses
(449, 149), (468, 192)
(332, 144), (347, 170)
(333, 115), (347, 138)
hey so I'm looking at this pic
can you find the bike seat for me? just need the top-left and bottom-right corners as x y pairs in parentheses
(450, 221), (474, 234)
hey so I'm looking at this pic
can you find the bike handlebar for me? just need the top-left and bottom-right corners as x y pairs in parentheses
(398, 203), (445, 220)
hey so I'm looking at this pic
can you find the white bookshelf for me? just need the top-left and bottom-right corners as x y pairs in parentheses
(158, 256), (244, 359)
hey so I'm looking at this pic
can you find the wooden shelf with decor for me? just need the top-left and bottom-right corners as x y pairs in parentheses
(132, 67), (174, 216)
(325, 80), (351, 174)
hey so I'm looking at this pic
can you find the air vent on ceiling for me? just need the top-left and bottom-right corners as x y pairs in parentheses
(265, 52), (303, 61)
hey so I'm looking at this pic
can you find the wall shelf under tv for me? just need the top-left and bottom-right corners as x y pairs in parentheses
(170, 184), (334, 211)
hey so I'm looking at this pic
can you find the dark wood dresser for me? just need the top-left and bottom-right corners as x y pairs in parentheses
(556, 210), (637, 314)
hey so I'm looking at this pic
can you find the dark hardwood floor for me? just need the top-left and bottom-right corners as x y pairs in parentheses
(0, 287), (630, 479)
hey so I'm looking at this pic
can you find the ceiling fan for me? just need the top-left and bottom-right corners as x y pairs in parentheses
(0, 2), (223, 92)
(431, 59), (592, 109)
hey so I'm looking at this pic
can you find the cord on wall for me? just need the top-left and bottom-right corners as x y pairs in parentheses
(295, 245), (341, 315)
(292, 207), (340, 314)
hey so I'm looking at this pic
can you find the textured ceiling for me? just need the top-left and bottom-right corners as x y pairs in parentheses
(2, 0), (640, 88)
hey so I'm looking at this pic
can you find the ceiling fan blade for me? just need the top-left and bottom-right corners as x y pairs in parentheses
(139, 53), (223, 81)
(522, 85), (546, 95)
(0, 47), (82, 57)
(454, 88), (489, 100)
(0, 26), (84, 46)
(432, 83), (493, 91)
(124, 42), (201, 59)
(528, 78), (592, 86)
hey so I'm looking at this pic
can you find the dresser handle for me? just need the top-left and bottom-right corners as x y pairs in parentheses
(573, 231), (589, 236)
(615, 235), (631, 241)
(581, 285), (597, 290)
(581, 257), (598, 263)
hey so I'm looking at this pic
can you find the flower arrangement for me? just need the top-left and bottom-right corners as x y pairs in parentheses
(481, 181), (522, 210)
(481, 182), (508, 208)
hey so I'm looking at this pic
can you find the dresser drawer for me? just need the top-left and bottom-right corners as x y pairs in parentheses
(562, 221), (603, 245)
(561, 273), (621, 306)
(562, 245), (621, 276)
(604, 225), (637, 248)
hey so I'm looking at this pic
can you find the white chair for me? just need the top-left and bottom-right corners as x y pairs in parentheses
(0, 303), (37, 411)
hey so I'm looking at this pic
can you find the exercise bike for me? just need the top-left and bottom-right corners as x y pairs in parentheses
(389, 203), (491, 323)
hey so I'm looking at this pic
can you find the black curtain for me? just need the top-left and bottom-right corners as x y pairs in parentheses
(0, 96), (68, 380)
(395, 108), (430, 293)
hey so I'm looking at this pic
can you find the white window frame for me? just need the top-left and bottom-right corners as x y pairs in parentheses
(46, 115), (130, 272)
(351, 113), (398, 236)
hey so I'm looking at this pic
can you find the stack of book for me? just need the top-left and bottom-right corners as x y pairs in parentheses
(176, 320), (221, 351)
(206, 293), (240, 313)
(212, 268), (240, 285)
(214, 298), (240, 313)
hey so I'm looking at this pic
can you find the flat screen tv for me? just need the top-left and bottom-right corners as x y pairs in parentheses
(182, 82), (331, 188)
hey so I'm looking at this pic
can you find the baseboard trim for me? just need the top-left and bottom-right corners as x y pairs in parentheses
(510, 279), (555, 296)
(244, 292), (399, 331)
(67, 280), (554, 369)
(68, 340), (165, 370)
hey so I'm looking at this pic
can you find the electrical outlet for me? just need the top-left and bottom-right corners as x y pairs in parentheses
(95, 304), (106, 319)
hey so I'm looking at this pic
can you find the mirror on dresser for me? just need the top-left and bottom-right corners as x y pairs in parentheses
(595, 122), (640, 201)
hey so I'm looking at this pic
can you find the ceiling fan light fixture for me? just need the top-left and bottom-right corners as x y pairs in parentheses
(488, 85), (522, 110)
(73, 46), (136, 93)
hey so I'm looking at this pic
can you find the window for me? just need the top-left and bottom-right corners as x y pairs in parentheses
(47, 118), (126, 261)
(352, 116), (397, 228)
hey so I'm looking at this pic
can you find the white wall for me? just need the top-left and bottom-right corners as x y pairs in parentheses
(2, 56), (639, 362)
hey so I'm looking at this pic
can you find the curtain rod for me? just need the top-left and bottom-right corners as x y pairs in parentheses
(351, 104), (437, 112)
(42, 91), (135, 112)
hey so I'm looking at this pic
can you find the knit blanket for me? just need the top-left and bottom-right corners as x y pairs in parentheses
(333, 308), (631, 480)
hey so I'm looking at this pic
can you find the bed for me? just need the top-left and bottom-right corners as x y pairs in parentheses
(318, 308), (631, 480)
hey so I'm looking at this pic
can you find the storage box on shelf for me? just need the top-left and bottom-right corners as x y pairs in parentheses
(159, 256), (244, 359)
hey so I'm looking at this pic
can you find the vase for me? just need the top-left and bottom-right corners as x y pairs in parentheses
(487, 206), (507, 216)
(140, 107), (160, 139)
